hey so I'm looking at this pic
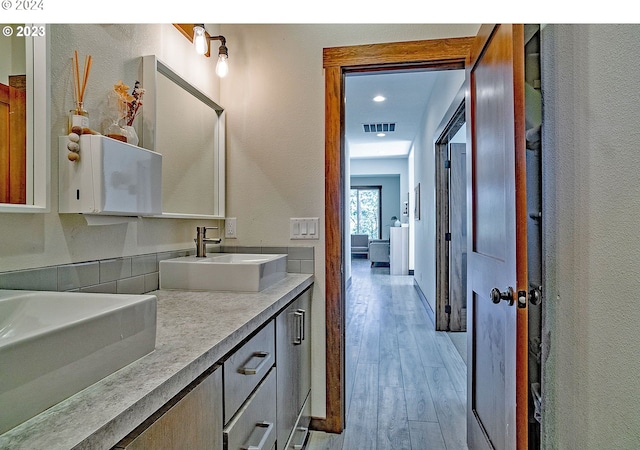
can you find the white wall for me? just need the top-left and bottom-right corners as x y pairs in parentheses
(541, 24), (640, 448)
(0, 24), (222, 273)
(411, 70), (467, 314)
(218, 23), (480, 419)
(0, 34), (26, 82)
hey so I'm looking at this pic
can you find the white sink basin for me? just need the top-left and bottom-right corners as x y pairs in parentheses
(159, 253), (287, 292)
(0, 290), (157, 434)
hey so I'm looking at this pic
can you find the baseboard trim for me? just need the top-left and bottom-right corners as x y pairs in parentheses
(413, 280), (435, 325)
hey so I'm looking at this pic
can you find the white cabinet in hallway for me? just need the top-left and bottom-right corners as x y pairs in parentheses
(390, 226), (409, 275)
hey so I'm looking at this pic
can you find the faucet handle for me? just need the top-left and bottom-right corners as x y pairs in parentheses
(196, 226), (219, 237)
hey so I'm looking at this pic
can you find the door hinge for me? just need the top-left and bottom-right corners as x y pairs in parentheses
(444, 159), (451, 169)
(445, 232), (451, 241)
(445, 304), (452, 314)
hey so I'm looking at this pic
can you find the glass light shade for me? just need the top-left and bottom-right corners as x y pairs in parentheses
(193, 25), (208, 55)
(216, 54), (229, 78)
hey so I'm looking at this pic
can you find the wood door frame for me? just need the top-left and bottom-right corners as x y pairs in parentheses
(434, 90), (466, 331)
(317, 36), (475, 433)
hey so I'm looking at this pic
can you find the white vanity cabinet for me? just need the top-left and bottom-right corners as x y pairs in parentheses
(113, 365), (223, 450)
(276, 288), (312, 450)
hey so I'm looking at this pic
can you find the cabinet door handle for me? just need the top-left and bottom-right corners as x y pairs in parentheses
(297, 308), (306, 342)
(239, 351), (271, 375)
(241, 421), (273, 450)
(293, 311), (303, 345)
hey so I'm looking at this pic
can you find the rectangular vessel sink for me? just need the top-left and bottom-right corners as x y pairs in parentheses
(0, 290), (157, 434)
(159, 253), (287, 292)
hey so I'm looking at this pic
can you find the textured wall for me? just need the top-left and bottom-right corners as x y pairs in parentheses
(542, 24), (640, 448)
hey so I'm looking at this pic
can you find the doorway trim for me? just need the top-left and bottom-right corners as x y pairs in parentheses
(316, 36), (475, 433)
(434, 89), (467, 331)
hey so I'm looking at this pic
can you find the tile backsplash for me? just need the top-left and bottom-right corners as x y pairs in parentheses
(0, 247), (314, 295)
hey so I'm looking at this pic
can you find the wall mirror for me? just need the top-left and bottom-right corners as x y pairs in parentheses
(142, 55), (225, 219)
(0, 25), (49, 213)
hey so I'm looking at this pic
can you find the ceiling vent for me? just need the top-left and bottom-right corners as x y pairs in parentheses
(363, 123), (396, 133)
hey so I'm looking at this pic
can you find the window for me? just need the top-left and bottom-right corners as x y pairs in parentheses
(350, 186), (381, 239)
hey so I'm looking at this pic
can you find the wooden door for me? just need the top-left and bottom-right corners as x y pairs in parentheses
(0, 77), (27, 204)
(466, 25), (528, 449)
(449, 142), (467, 331)
(0, 83), (10, 203)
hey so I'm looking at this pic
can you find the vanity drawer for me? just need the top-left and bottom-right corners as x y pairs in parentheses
(224, 320), (275, 421)
(224, 367), (277, 450)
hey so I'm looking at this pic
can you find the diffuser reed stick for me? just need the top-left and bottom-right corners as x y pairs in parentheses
(72, 50), (80, 105)
(79, 55), (92, 104)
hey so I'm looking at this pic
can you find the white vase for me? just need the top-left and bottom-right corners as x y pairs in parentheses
(122, 125), (138, 146)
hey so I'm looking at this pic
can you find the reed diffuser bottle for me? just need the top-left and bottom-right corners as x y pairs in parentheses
(68, 102), (89, 133)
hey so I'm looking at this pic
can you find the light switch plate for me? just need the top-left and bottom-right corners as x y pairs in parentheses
(290, 217), (319, 240)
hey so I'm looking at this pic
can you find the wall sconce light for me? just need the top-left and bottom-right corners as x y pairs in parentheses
(193, 24), (229, 78)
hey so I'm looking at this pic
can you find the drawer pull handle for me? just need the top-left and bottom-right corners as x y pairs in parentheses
(241, 421), (273, 450)
(292, 426), (309, 449)
(239, 351), (270, 375)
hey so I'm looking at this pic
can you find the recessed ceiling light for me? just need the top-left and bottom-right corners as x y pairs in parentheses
(373, 95), (386, 102)
(377, 133), (386, 137)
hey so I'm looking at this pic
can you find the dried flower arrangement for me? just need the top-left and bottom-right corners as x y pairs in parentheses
(113, 80), (145, 126)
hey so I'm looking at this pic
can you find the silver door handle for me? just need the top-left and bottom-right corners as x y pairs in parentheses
(241, 421), (273, 450)
(491, 287), (514, 306)
(239, 351), (270, 375)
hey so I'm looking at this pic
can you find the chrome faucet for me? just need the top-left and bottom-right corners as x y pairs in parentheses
(195, 226), (221, 257)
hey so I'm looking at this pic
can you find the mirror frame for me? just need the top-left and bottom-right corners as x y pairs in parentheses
(142, 54), (225, 219)
(0, 25), (50, 213)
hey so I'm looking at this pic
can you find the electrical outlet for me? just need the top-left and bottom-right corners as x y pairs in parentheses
(225, 218), (237, 238)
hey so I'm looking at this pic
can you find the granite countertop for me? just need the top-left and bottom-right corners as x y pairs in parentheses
(0, 274), (314, 450)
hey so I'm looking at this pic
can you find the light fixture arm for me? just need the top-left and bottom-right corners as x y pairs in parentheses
(209, 35), (226, 49)
(209, 35), (228, 60)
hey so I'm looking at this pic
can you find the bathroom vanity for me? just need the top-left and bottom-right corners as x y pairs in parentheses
(0, 274), (313, 450)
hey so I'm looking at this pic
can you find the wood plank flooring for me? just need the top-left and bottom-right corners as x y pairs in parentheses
(307, 258), (468, 450)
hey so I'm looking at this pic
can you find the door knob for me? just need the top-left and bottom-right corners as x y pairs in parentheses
(491, 287), (514, 306)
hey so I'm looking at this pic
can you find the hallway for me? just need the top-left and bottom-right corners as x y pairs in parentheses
(307, 258), (468, 450)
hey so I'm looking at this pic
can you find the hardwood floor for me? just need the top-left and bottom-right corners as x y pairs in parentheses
(307, 258), (468, 450)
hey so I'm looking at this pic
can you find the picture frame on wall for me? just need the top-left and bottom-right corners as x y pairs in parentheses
(414, 183), (420, 220)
